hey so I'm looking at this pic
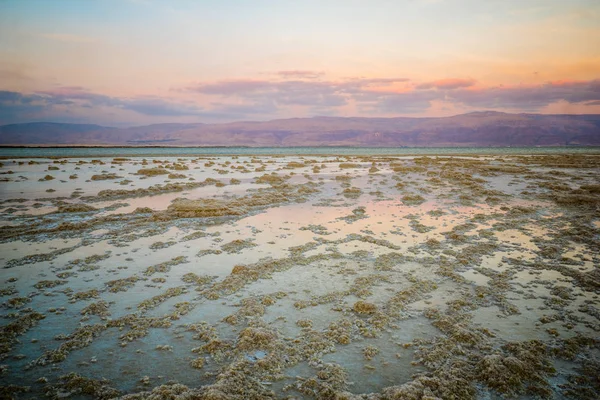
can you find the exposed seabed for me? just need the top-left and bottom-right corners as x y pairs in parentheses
(0, 154), (598, 399)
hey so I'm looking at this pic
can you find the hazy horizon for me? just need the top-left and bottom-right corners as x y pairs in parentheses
(4, 109), (600, 130)
(1, 0), (600, 127)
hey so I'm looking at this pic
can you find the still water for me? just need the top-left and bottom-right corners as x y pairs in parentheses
(1, 146), (600, 158)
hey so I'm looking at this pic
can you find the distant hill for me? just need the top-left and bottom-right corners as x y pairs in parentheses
(0, 122), (204, 145)
(2, 112), (600, 147)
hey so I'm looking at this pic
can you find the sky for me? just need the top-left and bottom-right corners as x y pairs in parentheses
(0, 0), (599, 126)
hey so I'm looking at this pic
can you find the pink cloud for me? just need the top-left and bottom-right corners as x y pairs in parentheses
(275, 70), (324, 79)
(191, 80), (273, 95)
(543, 79), (589, 88)
(4, 76), (600, 125)
(38, 86), (96, 98)
(416, 78), (477, 90)
(186, 77), (409, 96)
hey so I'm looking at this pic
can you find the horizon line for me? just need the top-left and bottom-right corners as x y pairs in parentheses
(3, 110), (600, 129)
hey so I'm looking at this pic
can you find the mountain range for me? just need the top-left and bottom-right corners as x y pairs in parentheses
(2, 111), (600, 147)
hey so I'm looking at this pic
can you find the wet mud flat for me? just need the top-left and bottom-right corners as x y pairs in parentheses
(0, 153), (598, 399)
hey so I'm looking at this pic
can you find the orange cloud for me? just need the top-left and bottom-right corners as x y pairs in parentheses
(416, 78), (476, 90)
(275, 70), (324, 79)
(544, 79), (587, 87)
(4, 75), (600, 126)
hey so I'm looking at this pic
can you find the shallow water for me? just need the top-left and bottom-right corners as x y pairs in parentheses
(2, 146), (600, 159)
(1, 152), (599, 399)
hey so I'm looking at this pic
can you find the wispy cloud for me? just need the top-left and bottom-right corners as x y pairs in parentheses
(122, 97), (205, 116)
(2, 77), (600, 125)
(449, 80), (600, 110)
(184, 77), (410, 110)
(40, 87), (206, 116)
(370, 79), (600, 113)
(275, 70), (324, 79)
(185, 76), (600, 115)
(416, 78), (477, 90)
(0, 68), (34, 83)
(0, 87), (207, 125)
(39, 33), (98, 44)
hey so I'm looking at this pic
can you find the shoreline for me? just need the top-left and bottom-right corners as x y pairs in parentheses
(1, 144), (599, 148)
(2, 145), (600, 159)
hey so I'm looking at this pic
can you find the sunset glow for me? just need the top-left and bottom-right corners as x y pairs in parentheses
(1, 0), (599, 126)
